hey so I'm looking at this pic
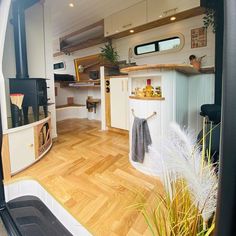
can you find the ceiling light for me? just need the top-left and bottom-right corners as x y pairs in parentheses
(130, 29), (134, 33)
(69, 3), (74, 7)
(170, 16), (176, 21)
(159, 15), (163, 18)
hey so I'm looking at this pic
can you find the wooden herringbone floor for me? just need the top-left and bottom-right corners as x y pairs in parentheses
(12, 119), (162, 236)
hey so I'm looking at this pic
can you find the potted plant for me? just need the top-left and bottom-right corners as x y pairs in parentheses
(203, 8), (216, 33)
(100, 41), (119, 65)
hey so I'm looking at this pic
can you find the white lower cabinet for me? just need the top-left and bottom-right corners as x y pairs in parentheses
(8, 127), (35, 173)
(110, 77), (129, 130)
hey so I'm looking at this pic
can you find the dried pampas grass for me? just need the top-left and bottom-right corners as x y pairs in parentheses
(133, 122), (218, 236)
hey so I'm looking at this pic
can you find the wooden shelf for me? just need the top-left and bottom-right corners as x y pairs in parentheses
(129, 96), (165, 100)
(69, 85), (101, 89)
(56, 104), (85, 109)
(55, 81), (100, 89)
(121, 64), (215, 76)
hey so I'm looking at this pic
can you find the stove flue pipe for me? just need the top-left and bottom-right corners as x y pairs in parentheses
(12, 1), (29, 78)
(12, 0), (40, 79)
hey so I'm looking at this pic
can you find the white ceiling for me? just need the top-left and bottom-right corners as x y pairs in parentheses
(46, 0), (142, 39)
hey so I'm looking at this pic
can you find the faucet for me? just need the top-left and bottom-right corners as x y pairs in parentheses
(128, 47), (133, 65)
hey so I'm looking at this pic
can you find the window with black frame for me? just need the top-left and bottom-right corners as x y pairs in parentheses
(134, 36), (182, 56)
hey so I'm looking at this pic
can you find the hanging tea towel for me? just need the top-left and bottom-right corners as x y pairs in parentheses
(132, 117), (152, 163)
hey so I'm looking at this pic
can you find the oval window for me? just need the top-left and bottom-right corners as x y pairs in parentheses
(133, 34), (184, 57)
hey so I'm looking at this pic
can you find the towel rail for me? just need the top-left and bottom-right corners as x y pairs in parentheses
(131, 109), (157, 120)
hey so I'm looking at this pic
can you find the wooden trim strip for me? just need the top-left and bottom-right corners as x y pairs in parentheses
(2, 135), (12, 181)
(60, 20), (104, 41)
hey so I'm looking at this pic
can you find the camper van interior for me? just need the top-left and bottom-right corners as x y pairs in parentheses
(0, 0), (235, 235)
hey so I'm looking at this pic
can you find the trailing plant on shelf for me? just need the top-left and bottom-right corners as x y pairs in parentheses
(203, 8), (216, 33)
(132, 123), (218, 236)
(100, 41), (119, 65)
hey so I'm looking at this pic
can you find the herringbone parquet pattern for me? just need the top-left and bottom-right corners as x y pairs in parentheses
(13, 119), (162, 236)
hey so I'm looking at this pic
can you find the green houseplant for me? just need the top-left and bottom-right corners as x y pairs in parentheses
(203, 8), (216, 33)
(100, 41), (119, 65)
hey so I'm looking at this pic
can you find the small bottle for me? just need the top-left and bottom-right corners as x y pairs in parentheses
(155, 86), (162, 97)
(145, 79), (153, 97)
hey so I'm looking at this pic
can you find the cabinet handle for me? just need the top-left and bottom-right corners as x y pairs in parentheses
(122, 80), (124, 91)
(122, 23), (132, 28)
(163, 8), (178, 17)
(126, 80), (129, 92)
(29, 144), (34, 148)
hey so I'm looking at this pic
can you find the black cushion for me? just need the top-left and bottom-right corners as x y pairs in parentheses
(200, 104), (221, 123)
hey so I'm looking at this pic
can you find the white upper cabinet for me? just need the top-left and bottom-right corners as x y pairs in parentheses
(104, 0), (147, 37)
(104, 15), (113, 37)
(147, 0), (200, 23)
(112, 1), (147, 33)
(104, 0), (200, 36)
(147, 0), (169, 22)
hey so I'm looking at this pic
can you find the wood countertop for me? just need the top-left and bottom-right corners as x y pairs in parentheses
(129, 96), (165, 100)
(120, 64), (215, 75)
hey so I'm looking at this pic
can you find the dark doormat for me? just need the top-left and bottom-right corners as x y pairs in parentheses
(6, 195), (72, 236)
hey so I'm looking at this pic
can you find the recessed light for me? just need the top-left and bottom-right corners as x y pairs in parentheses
(130, 29), (134, 33)
(69, 3), (74, 7)
(170, 16), (176, 21)
(159, 15), (163, 18)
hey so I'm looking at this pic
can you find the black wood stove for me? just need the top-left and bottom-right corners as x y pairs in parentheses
(8, 0), (49, 125)
(9, 78), (48, 124)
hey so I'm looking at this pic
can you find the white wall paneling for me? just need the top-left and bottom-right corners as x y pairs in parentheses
(56, 106), (87, 122)
(175, 72), (189, 127)
(188, 74), (215, 134)
(25, 4), (45, 77)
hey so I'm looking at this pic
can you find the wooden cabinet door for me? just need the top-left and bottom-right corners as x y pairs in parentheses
(110, 78), (129, 130)
(112, 1), (147, 33)
(8, 127), (35, 173)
